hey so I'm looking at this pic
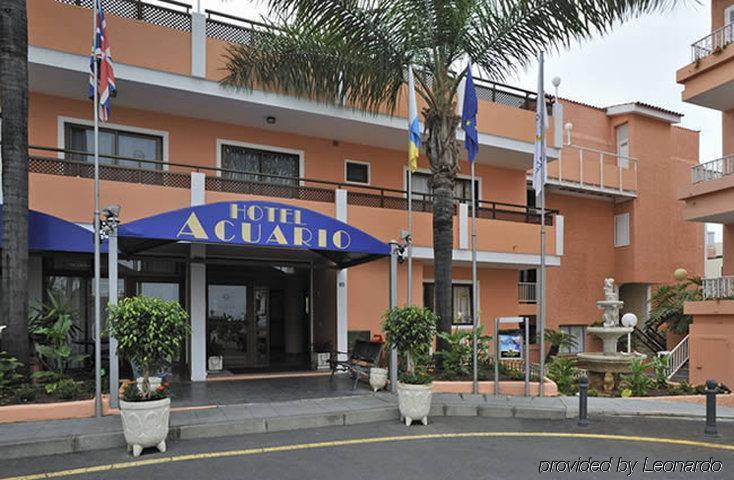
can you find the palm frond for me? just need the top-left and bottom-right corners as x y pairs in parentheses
(223, 1), (411, 113)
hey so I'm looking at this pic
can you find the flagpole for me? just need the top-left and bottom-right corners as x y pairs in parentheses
(471, 159), (478, 394)
(538, 52), (547, 398)
(407, 170), (413, 306)
(92, 1), (102, 418)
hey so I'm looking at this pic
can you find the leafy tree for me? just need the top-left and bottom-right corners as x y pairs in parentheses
(107, 296), (190, 400)
(223, 0), (677, 347)
(648, 277), (701, 334)
(1, 0), (30, 367)
(543, 328), (577, 361)
(382, 305), (437, 383)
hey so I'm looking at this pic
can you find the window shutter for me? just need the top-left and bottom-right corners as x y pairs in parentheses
(614, 213), (630, 247)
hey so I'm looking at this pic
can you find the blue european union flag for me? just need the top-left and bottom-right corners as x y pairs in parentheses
(462, 62), (479, 162)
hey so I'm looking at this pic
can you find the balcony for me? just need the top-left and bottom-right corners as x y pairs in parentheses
(692, 24), (734, 62)
(677, 24), (734, 111)
(702, 276), (734, 300)
(518, 282), (537, 304)
(536, 144), (638, 199)
(680, 156), (734, 223)
(691, 156), (734, 184)
(28, 145), (557, 226)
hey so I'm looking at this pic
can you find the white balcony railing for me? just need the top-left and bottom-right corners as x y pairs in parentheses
(692, 23), (734, 62)
(546, 144), (638, 197)
(702, 276), (734, 300)
(518, 282), (537, 304)
(665, 334), (689, 380)
(691, 156), (734, 184)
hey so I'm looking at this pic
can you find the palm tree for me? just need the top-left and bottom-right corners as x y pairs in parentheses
(543, 328), (577, 361)
(0, 0), (30, 365)
(222, 0), (676, 347)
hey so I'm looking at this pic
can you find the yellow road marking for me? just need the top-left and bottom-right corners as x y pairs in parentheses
(3, 432), (733, 480)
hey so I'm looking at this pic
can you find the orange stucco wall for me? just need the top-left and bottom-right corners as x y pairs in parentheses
(685, 300), (734, 387)
(30, 0), (548, 146)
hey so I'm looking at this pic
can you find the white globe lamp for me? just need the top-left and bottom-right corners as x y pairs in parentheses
(621, 313), (638, 354)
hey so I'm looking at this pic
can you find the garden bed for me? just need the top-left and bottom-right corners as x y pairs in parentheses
(0, 394), (112, 424)
(433, 379), (558, 396)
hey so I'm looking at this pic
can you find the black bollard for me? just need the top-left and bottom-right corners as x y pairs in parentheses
(705, 379), (719, 437)
(578, 374), (589, 428)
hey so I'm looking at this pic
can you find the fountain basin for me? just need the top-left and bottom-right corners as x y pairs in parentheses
(587, 326), (632, 353)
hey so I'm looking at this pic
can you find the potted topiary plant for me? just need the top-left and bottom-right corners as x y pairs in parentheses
(382, 305), (437, 426)
(107, 296), (190, 457)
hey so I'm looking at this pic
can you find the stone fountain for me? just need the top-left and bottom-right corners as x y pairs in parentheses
(576, 278), (646, 393)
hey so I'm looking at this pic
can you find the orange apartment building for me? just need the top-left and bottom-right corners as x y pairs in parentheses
(11, 0), (703, 382)
(678, 0), (734, 388)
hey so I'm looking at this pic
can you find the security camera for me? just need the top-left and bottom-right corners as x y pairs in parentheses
(103, 204), (121, 218)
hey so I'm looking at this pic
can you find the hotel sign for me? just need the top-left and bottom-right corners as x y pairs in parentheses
(118, 200), (389, 256)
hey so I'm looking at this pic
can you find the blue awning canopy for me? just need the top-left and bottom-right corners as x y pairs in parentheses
(0, 206), (102, 253)
(118, 201), (390, 268)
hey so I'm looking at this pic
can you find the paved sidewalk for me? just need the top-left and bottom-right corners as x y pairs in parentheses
(2, 393), (733, 460)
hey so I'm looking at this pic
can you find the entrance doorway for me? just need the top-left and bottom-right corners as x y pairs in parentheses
(206, 263), (311, 373)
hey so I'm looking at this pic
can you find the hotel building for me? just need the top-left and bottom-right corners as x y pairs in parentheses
(678, 0), (734, 387)
(11, 0), (703, 382)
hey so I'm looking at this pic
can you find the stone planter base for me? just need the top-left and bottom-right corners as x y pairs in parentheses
(119, 397), (170, 457)
(369, 368), (388, 392)
(397, 382), (432, 426)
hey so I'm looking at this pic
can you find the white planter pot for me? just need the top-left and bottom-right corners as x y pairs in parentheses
(136, 376), (162, 392)
(208, 356), (223, 371)
(397, 382), (432, 426)
(119, 397), (171, 457)
(369, 367), (388, 392)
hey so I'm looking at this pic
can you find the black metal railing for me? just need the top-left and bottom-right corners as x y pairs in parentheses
(58, 0), (192, 31)
(28, 145), (557, 225)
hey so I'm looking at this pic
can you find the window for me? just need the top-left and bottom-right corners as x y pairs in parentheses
(65, 123), (163, 170)
(221, 143), (299, 186)
(615, 123), (629, 169)
(726, 5), (734, 25)
(526, 188), (537, 209)
(614, 213), (630, 247)
(423, 283), (473, 325)
(345, 161), (370, 184)
(559, 325), (585, 354)
(408, 171), (479, 202)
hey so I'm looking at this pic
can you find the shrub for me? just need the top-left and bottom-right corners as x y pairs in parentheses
(107, 296), (190, 400)
(547, 357), (579, 395)
(436, 326), (491, 378)
(620, 358), (653, 397)
(29, 292), (86, 378)
(650, 354), (670, 389)
(382, 306), (437, 384)
(12, 384), (37, 404)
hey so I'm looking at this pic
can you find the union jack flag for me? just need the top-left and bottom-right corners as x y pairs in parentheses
(88, 0), (116, 122)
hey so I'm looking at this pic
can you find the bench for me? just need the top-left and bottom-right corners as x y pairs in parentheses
(329, 339), (384, 390)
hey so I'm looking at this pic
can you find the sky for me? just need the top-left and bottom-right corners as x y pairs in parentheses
(198, 0), (720, 161)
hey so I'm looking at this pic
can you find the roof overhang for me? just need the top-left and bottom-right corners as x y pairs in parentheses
(28, 46), (557, 170)
(605, 103), (682, 124)
(0, 206), (103, 253)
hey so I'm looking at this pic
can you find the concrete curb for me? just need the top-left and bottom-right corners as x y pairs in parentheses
(2, 395), (732, 460)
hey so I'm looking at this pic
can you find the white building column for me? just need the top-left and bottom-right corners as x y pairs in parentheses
(191, 12), (206, 78)
(189, 172), (207, 381)
(335, 189), (348, 360)
(459, 203), (469, 249)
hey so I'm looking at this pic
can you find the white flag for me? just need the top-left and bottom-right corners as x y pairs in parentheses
(532, 53), (548, 197)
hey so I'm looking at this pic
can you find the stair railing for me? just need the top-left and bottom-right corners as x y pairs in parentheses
(665, 334), (690, 380)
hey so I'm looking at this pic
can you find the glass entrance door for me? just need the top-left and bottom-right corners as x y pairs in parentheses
(208, 284), (249, 370)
